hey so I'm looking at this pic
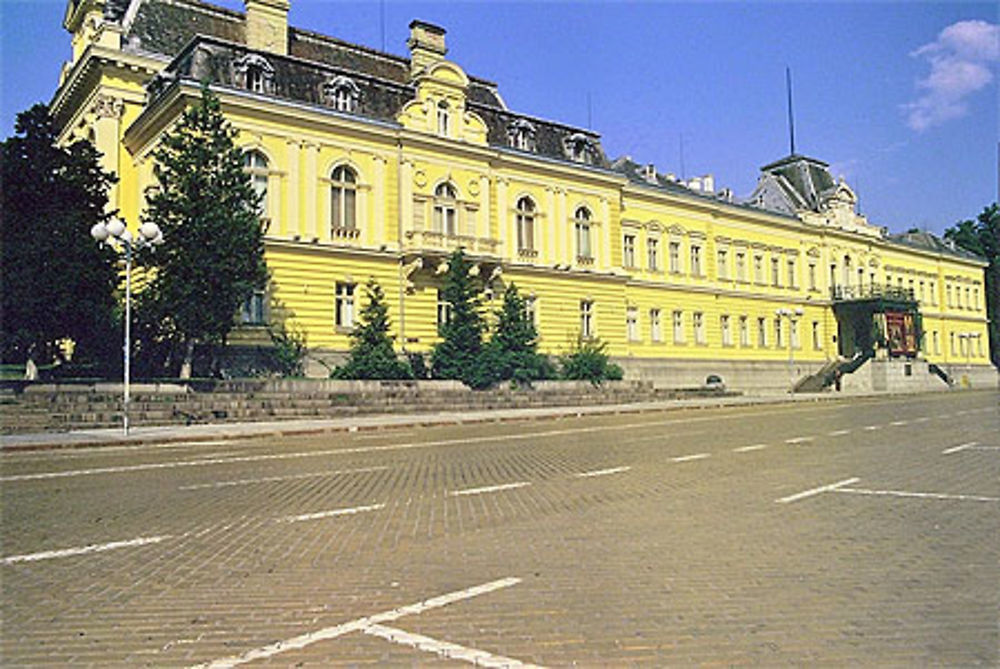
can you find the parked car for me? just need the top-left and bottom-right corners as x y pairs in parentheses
(704, 374), (726, 391)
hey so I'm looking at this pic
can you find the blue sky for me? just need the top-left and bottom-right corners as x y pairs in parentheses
(2, 1), (997, 235)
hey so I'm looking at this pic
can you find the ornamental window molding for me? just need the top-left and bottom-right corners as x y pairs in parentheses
(562, 132), (596, 164)
(322, 75), (360, 113)
(507, 118), (537, 152)
(233, 53), (275, 95)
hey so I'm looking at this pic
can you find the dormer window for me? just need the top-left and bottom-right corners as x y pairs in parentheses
(234, 53), (275, 95)
(322, 75), (360, 113)
(507, 119), (537, 152)
(563, 132), (595, 165)
(437, 101), (450, 137)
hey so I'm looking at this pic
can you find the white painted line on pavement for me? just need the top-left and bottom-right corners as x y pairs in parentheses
(784, 437), (814, 444)
(576, 466), (631, 478)
(942, 441), (978, 455)
(280, 503), (386, 523)
(671, 453), (710, 463)
(2, 535), (171, 565)
(449, 482), (531, 497)
(914, 417), (931, 423)
(191, 577), (523, 668)
(364, 624), (545, 668)
(863, 425), (881, 431)
(889, 420), (910, 426)
(836, 487), (1000, 503)
(827, 429), (850, 437)
(776, 477), (860, 504)
(178, 466), (388, 490)
(733, 444), (767, 453)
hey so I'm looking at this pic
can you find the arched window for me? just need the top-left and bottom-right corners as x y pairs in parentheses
(433, 182), (458, 236)
(516, 197), (535, 254)
(243, 150), (269, 216)
(331, 165), (358, 232)
(842, 255), (852, 288)
(234, 54), (274, 95)
(574, 206), (592, 262)
(322, 75), (360, 113)
(437, 100), (450, 137)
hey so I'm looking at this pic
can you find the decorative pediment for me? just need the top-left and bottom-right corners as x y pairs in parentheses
(562, 132), (597, 165)
(667, 224), (686, 237)
(806, 246), (821, 258)
(321, 75), (361, 112)
(233, 52), (275, 94)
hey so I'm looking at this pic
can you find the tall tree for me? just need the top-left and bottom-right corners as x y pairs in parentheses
(945, 203), (999, 368)
(334, 278), (411, 379)
(430, 248), (486, 384)
(0, 104), (118, 372)
(483, 283), (553, 386)
(140, 87), (267, 378)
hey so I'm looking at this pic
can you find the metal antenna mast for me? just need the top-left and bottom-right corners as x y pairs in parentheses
(786, 66), (796, 156)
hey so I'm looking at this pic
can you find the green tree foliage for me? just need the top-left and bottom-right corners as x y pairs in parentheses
(0, 104), (119, 370)
(481, 283), (554, 386)
(334, 278), (411, 380)
(430, 249), (486, 384)
(139, 87), (267, 377)
(560, 335), (624, 385)
(945, 203), (999, 368)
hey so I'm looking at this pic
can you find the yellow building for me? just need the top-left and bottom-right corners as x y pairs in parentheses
(52, 0), (994, 390)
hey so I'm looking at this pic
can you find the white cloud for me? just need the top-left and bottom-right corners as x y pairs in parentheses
(903, 19), (999, 131)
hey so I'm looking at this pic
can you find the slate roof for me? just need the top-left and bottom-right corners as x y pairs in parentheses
(756, 154), (837, 213)
(886, 230), (985, 263)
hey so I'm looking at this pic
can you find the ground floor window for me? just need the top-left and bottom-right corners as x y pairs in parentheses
(650, 308), (661, 342)
(626, 307), (638, 341)
(693, 311), (705, 345)
(437, 289), (452, 329)
(580, 300), (594, 338)
(721, 315), (732, 346)
(757, 317), (767, 348)
(739, 315), (749, 347)
(335, 282), (355, 329)
(673, 310), (684, 344)
(240, 289), (267, 325)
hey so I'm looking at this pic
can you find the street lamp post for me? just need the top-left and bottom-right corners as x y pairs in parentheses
(776, 307), (804, 392)
(91, 218), (163, 435)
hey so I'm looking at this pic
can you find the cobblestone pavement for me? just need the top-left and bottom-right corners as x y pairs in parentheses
(2, 392), (997, 666)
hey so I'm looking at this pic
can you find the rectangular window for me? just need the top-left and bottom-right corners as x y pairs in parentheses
(739, 315), (749, 347)
(790, 319), (799, 349)
(974, 287), (980, 310)
(721, 315), (732, 346)
(919, 281), (925, 302)
(754, 255), (764, 284)
(623, 234), (636, 268)
(690, 245), (702, 277)
(580, 300), (594, 338)
(787, 259), (797, 288)
(950, 332), (955, 355)
(626, 307), (639, 341)
(946, 285), (952, 307)
(930, 281), (936, 305)
(240, 289), (267, 325)
(673, 310), (684, 343)
(650, 308), (662, 342)
(812, 321), (821, 350)
(437, 289), (452, 328)
(717, 249), (729, 280)
(933, 330), (939, 355)
(669, 241), (681, 274)
(808, 263), (817, 291)
(736, 252), (747, 282)
(771, 257), (781, 287)
(757, 317), (767, 348)
(335, 282), (355, 329)
(524, 296), (537, 328)
(693, 311), (705, 345)
(575, 223), (592, 261)
(647, 238), (659, 271)
(774, 317), (783, 348)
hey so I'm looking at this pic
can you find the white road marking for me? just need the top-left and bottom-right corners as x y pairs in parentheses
(449, 482), (531, 497)
(837, 487), (1000, 503)
(914, 417), (930, 423)
(364, 624), (544, 668)
(178, 466), (388, 490)
(863, 425), (881, 431)
(784, 437), (814, 444)
(827, 429), (850, 437)
(733, 444), (767, 453)
(776, 477), (861, 504)
(575, 466), (631, 478)
(191, 577), (522, 668)
(2, 535), (171, 565)
(355, 431), (415, 440)
(889, 420), (909, 426)
(281, 503), (385, 523)
(671, 453), (710, 463)
(942, 441), (978, 455)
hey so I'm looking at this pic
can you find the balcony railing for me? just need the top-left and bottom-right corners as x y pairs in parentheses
(831, 283), (915, 302)
(405, 229), (500, 255)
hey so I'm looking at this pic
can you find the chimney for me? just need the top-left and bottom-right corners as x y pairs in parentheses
(642, 163), (657, 183)
(408, 20), (447, 76)
(245, 0), (289, 55)
(701, 174), (715, 193)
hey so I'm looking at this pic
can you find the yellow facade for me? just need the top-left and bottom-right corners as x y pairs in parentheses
(51, 0), (991, 385)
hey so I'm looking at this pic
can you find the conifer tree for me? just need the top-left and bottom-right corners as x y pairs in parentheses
(430, 248), (486, 384)
(140, 87), (267, 377)
(1, 104), (119, 371)
(334, 278), (411, 379)
(484, 283), (554, 385)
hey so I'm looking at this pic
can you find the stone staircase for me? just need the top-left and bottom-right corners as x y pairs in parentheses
(0, 380), (735, 434)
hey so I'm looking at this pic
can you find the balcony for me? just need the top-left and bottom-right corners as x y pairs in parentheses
(404, 229), (500, 256)
(831, 283), (915, 303)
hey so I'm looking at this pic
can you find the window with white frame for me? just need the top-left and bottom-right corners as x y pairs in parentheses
(647, 237), (659, 271)
(650, 308), (662, 342)
(721, 314), (732, 346)
(574, 207), (592, 262)
(690, 244), (702, 276)
(322, 75), (360, 113)
(331, 165), (358, 232)
(673, 310), (684, 343)
(754, 254), (764, 283)
(933, 330), (939, 354)
(717, 249), (729, 280)
(771, 257), (781, 287)
(812, 321), (821, 350)
(580, 300), (594, 338)
(516, 196), (536, 254)
(787, 259), (797, 288)
(626, 307), (638, 341)
(240, 289), (267, 325)
(950, 332), (955, 355)
(335, 282), (355, 329)
(524, 295), (537, 328)
(739, 315), (749, 347)
(433, 182), (458, 236)
(693, 311), (705, 344)
(808, 262), (817, 291)
(437, 100), (450, 136)
(736, 251), (747, 282)
(623, 234), (636, 268)
(669, 241), (681, 273)
(243, 150), (269, 217)
(774, 317), (783, 348)
(790, 319), (799, 349)
(757, 317), (767, 347)
(437, 289), (452, 329)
